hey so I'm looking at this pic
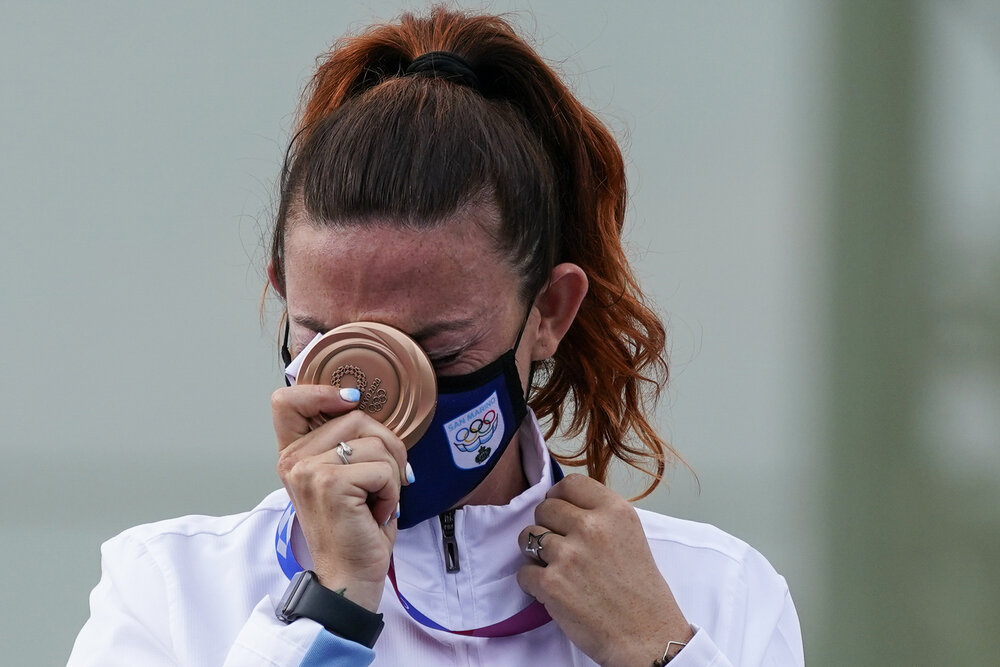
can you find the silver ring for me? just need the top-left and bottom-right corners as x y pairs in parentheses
(336, 441), (353, 465)
(525, 530), (553, 564)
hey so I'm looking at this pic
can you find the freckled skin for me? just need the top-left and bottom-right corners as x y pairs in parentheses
(284, 220), (526, 370)
(282, 213), (536, 507)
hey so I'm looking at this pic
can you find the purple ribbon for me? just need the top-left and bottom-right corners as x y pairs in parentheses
(274, 462), (564, 637)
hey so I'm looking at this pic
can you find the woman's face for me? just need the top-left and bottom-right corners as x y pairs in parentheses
(281, 208), (534, 382)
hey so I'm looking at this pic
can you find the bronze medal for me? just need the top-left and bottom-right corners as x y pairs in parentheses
(296, 322), (437, 448)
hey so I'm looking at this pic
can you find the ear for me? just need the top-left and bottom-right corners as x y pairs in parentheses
(530, 263), (589, 361)
(267, 261), (286, 299)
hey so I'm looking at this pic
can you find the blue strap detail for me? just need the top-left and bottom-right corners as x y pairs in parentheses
(275, 500), (302, 580)
(300, 628), (376, 666)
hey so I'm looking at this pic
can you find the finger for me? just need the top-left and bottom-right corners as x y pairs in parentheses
(545, 473), (613, 510)
(294, 458), (401, 526)
(302, 436), (404, 497)
(363, 461), (401, 528)
(323, 451), (400, 527)
(317, 412), (410, 488)
(271, 384), (362, 449)
(533, 497), (587, 536)
(515, 561), (548, 603)
(278, 410), (411, 488)
(287, 435), (395, 471)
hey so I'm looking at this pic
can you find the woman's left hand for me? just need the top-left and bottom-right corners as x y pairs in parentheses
(517, 474), (693, 667)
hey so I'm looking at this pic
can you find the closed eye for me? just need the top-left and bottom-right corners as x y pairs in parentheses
(429, 351), (462, 368)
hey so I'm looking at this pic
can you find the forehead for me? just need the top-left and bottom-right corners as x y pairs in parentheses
(282, 215), (521, 332)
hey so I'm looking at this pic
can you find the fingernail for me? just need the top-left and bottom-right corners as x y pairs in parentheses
(405, 462), (415, 485)
(382, 503), (401, 527)
(340, 387), (361, 402)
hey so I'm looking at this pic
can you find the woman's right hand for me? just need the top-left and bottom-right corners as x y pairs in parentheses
(271, 385), (411, 613)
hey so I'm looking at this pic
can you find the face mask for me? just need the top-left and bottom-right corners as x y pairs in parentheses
(282, 316), (529, 529)
(397, 341), (528, 527)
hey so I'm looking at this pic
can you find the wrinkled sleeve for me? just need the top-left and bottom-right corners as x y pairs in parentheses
(68, 534), (375, 667)
(667, 595), (802, 666)
(668, 546), (804, 667)
(68, 533), (176, 666)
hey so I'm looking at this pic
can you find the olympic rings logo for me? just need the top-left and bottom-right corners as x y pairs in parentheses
(453, 409), (498, 452)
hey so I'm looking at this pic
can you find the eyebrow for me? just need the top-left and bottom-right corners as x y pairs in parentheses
(290, 313), (477, 340)
(290, 314), (333, 333)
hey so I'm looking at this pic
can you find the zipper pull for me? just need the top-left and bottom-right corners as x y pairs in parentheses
(439, 510), (460, 573)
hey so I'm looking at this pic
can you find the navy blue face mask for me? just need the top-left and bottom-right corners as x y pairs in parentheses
(281, 315), (530, 529)
(398, 332), (528, 528)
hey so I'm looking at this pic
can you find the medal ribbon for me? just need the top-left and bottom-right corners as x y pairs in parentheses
(274, 461), (563, 637)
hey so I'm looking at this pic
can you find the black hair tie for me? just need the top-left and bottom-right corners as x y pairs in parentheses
(405, 51), (480, 91)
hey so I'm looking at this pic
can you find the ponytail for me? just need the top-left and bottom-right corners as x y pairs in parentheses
(270, 7), (683, 496)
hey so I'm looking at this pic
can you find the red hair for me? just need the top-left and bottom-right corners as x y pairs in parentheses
(268, 7), (683, 497)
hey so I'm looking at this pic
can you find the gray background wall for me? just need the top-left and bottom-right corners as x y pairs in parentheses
(1, 1), (997, 664)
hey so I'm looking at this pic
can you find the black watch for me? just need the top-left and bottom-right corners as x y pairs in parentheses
(275, 570), (385, 649)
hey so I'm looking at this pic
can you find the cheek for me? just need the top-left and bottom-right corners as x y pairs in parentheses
(288, 326), (319, 359)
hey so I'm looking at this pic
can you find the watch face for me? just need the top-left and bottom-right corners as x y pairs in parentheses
(296, 322), (437, 448)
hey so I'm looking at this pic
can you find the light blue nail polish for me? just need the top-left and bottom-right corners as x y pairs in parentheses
(340, 387), (361, 402)
(395, 502), (401, 519)
(405, 462), (415, 484)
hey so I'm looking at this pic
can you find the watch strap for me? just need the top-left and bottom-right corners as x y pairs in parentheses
(276, 570), (385, 648)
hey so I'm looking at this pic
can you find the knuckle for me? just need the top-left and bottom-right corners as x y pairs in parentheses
(283, 457), (309, 486)
(361, 435), (388, 454)
(615, 502), (639, 526)
(288, 460), (312, 483)
(342, 409), (368, 431)
(557, 541), (581, 569)
(276, 451), (297, 480)
(270, 388), (290, 412)
(285, 457), (324, 489)
(375, 460), (397, 486)
(577, 512), (605, 540)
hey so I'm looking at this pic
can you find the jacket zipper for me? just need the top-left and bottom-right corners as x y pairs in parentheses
(439, 510), (460, 573)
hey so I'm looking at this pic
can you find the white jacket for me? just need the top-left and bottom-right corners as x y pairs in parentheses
(69, 415), (804, 666)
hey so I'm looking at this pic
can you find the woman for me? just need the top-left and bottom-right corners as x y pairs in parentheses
(70, 7), (802, 666)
